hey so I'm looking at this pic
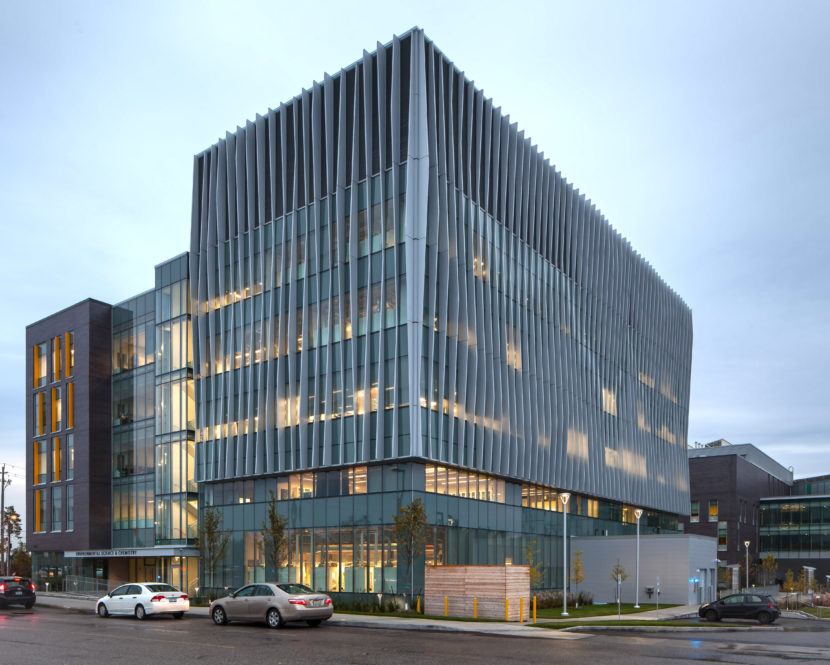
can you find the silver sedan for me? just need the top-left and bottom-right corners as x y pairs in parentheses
(210, 583), (333, 628)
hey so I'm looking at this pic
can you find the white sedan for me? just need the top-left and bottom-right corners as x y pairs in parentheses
(97, 583), (190, 620)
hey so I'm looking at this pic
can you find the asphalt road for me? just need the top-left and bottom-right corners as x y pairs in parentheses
(2, 606), (830, 665)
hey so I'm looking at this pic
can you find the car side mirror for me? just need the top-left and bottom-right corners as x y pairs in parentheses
(109, 592), (115, 597)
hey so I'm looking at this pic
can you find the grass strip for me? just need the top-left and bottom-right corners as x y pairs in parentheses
(532, 620), (721, 630)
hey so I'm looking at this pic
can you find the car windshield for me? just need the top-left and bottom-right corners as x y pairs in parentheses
(277, 583), (315, 595)
(144, 584), (180, 593)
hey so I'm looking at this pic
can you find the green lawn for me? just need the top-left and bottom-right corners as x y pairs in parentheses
(799, 605), (830, 619)
(335, 609), (502, 622)
(532, 619), (717, 630)
(535, 603), (677, 619)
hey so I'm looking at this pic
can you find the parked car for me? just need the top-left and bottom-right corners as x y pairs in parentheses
(96, 583), (190, 620)
(698, 593), (780, 624)
(0, 577), (36, 609)
(210, 583), (333, 628)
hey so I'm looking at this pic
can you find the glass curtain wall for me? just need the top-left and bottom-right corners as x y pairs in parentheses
(111, 291), (156, 548)
(154, 255), (197, 546)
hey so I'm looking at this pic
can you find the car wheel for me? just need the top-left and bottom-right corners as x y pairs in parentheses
(212, 606), (228, 625)
(97, 604), (109, 618)
(757, 611), (773, 625)
(266, 608), (284, 629)
(306, 619), (322, 627)
(135, 604), (146, 620)
(173, 612), (184, 619)
(705, 609), (719, 622)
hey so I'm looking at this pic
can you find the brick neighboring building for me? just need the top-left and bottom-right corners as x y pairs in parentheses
(681, 440), (792, 568)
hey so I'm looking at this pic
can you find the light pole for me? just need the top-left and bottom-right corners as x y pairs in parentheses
(634, 508), (643, 608)
(560, 492), (571, 617)
(743, 540), (750, 591)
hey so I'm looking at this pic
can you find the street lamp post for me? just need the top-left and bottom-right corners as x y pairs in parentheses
(743, 540), (750, 591)
(634, 508), (644, 608)
(560, 492), (571, 617)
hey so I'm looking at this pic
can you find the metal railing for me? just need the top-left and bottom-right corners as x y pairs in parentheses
(61, 575), (122, 596)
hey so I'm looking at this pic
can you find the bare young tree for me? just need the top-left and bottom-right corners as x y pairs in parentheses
(611, 558), (628, 603)
(260, 490), (290, 580)
(198, 506), (231, 593)
(393, 498), (429, 605)
(759, 553), (777, 586)
(571, 550), (585, 607)
(524, 540), (544, 588)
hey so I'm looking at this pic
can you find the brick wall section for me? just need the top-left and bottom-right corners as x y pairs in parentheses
(424, 565), (529, 620)
(681, 455), (791, 566)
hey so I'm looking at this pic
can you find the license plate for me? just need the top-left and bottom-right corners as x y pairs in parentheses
(14, 591), (22, 595)
(311, 600), (323, 607)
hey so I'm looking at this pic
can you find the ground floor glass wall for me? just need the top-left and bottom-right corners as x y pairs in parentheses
(202, 462), (677, 595)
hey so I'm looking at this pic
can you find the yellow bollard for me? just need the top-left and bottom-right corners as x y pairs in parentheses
(505, 598), (509, 622)
(417, 595), (421, 614)
(474, 597), (478, 619)
(520, 597), (524, 622)
(444, 595), (448, 617)
(533, 595), (537, 623)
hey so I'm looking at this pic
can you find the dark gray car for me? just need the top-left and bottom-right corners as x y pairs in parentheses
(0, 577), (36, 609)
(698, 593), (780, 624)
(210, 583), (333, 628)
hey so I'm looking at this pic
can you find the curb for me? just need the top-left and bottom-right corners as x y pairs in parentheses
(563, 625), (785, 633)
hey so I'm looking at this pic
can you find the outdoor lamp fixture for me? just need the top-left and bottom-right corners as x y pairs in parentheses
(634, 508), (644, 608)
(744, 540), (751, 590)
(560, 492), (571, 617)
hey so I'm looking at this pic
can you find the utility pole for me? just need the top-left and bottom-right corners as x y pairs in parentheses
(1, 465), (7, 574)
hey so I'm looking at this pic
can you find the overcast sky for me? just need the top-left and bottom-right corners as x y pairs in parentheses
(2, 1), (828, 524)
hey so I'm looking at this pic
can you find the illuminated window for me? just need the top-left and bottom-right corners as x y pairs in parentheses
(690, 500), (699, 523)
(505, 326), (522, 371)
(601, 387), (617, 416)
(717, 521), (727, 551)
(51, 386), (62, 432)
(425, 465), (435, 492)
(566, 428), (588, 461)
(66, 382), (74, 429)
(66, 434), (74, 480)
(34, 342), (47, 387)
(52, 437), (61, 482)
(709, 499), (719, 522)
(52, 336), (62, 382)
(65, 332), (74, 378)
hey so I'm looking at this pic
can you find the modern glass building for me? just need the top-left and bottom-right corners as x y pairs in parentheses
(761, 475), (830, 582)
(188, 28), (693, 595)
(27, 29), (693, 597)
(26, 255), (199, 592)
